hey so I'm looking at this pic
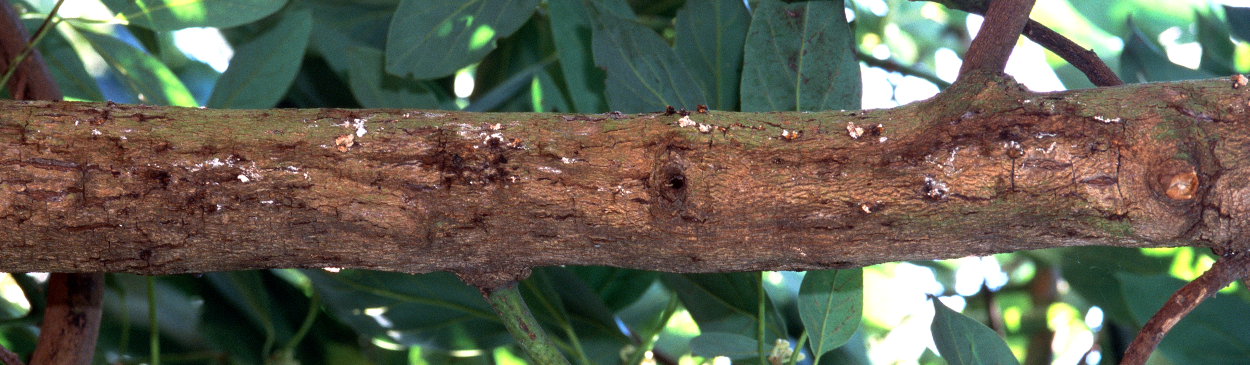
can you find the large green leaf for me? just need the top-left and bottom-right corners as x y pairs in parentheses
(207, 10), (311, 109)
(567, 267), (657, 312)
(798, 269), (862, 361)
(305, 270), (510, 351)
(1120, 20), (1212, 83)
(740, 0), (860, 112)
(1118, 273), (1250, 365)
(1195, 11), (1236, 76)
(102, 0), (286, 31)
(673, 0), (749, 111)
(385, 0), (540, 79)
(75, 27), (197, 107)
(1226, 6), (1250, 42)
(301, 1), (395, 75)
(590, 5), (707, 113)
(347, 47), (441, 108)
(689, 332), (759, 359)
(1060, 247), (1171, 326)
(930, 298), (1020, 365)
(24, 20), (103, 101)
(662, 273), (785, 337)
(546, 0), (632, 113)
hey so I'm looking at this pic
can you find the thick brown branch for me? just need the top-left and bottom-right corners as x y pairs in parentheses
(956, 0), (1037, 81)
(26, 273), (102, 365)
(1119, 249), (1250, 365)
(0, 1), (58, 101)
(0, 76), (1247, 276)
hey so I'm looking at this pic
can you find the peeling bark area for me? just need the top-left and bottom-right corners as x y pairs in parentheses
(1, 77), (1248, 275)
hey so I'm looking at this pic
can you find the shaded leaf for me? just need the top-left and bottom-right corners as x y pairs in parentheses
(1120, 20), (1212, 83)
(546, 0), (632, 113)
(301, 1), (395, 75)
(740, 0), (860, 112)
(690, 332), (759, 359)
(347, 47), (441, 108)
(466, 15), (558, 112)
(567, 267), (657, 312)
(662, 273), (785, 337)
(674, 0), (749, 111)
(590, 5), (707, 112)
(75, 27), (197, 106)
(1195, 11), (1236, 76)
(930, 298), (1019, 365)
(798, 269), (862, 360)
(208, 10), (312, 109)
(305, 270), (510, 351)
(1061, 247), (1172, 326)
(102, 0), (286, 31)
(385, 0), (540, 79)
(1226, 6), (1250, 42)
(1118, 273), (1250, 365)
(24, 19), (103, 101)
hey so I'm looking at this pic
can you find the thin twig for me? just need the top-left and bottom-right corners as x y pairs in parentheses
(1021, 20), (1123, 86)
(0, 344), (24, 365)
(482, 283), (571, 365)
(1119, 249), (1250, 365)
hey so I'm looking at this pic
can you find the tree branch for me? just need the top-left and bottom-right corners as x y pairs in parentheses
(956, 0), (1037, 81)
(1119, 249), (1250, 365)
(0, 76), (1247, 276)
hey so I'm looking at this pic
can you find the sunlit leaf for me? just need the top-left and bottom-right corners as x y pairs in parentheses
(24, 20), (103, 101)
(798, 268), (862, 360)
(930, 298), (1020, 365)
(101, 0), (286, 31)
(740, 0), (860, 112)
(1195, 12), (1236, 76)
(590, 5), (707, 113)
(207, 10), (311, 109)
(75, 27), (197, 106)
(674, 0), (749, 111)
(385, 0), (539, 79)
(1120, 20), (1212, 83)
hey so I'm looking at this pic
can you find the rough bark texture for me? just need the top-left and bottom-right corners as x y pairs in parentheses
(1, 76), (1248, 283)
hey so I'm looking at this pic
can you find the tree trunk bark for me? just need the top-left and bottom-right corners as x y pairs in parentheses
(2, 76), (1247, 285)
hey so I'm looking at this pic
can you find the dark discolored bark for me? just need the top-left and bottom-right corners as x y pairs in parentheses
(0, 76), (1248, 283)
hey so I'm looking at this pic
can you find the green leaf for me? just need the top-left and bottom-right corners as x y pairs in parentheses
(301, 1), (394, 75)
(930, 298), (1020, 365)
(662, 273), (785, 337)
(1195, 11), (1236, 76)
(590, 5), (707, 113)
(207, 10), (312, 109)
(690, 332), (759, 359)
(385, 0), (540, 79)
(546, 0), (632, 113)
(566, 267), (657, 312)
(798, 269), (863, 361)
(101, 0), (287, 31)
(75, 27), (197, 107)
(673, 0), (749, 111)
(740, 0), (860, 112)
(305, 270), (509, 351)
(1060, 247), (1171, 326)
(23, 19), (103, 101)
(1118, 273), (1250, 365)
(1120, 20), (1212, 83)
(1226, 6), (1250, 42)
(347, 46), (441, 108)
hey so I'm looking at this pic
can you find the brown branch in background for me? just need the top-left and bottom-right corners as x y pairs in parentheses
(1023, 264), (1057, 365)
(1119, 250), (1250, 365)
(956, 0), (1038, 81)
(1022, 20), (1123, 87)
(0, 345), (25, 365)
(0, 1), (103, 364)
(0, 0), (58, 100)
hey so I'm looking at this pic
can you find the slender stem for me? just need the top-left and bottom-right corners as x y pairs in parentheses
(789, 331), (808, 365)
(626, 295), (681, 365)
(484, 283), (571, 365)
(0, 0), (64, 92)
(857, 51), (952, 90)
(757, 273), (768, 365)
(284, 292), (320, 350)
(147, 276), (160, 365)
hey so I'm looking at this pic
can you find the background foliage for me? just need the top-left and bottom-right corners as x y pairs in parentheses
(2, 0), (1249, 364)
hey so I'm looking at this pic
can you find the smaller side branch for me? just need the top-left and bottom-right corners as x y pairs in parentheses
(1021, 20), (1123, 87)
(1119, 250), (1250, 365)
(27, 273), (103, 365)
(481, 283), (571, 365)
(0, 344), (24, 365)
(956, 0), (1038, 81)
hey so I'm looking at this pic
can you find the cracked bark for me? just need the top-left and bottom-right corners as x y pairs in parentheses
(1, 76), (1248, 284)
